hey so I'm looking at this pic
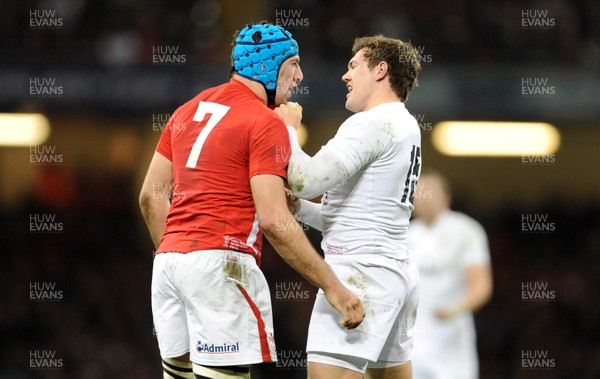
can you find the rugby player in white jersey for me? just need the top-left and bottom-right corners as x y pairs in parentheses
(408, 169), (493, 379)
(277, 35), (422, 379)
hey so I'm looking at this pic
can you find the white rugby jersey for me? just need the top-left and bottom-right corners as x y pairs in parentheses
(407, 210), (490, 318)
(408, 210), (490, 379)
(288, 102), (421, 259)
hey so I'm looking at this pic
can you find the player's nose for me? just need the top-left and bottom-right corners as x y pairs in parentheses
(295, 65), (304, 83)
(341, 70), (350, 83)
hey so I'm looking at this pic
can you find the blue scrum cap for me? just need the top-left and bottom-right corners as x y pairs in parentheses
(232, 22), (299, 105)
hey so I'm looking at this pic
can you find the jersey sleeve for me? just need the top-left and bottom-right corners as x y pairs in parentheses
(248, 113), (290, 179)
(286, 114), (390, 199)
(325, 114), (392, 174)
(156, 114), (174, 161)
(295, 199), (323, 231)
(461, 219), (491, 267)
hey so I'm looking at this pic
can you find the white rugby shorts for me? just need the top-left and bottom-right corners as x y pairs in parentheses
(307, 254), (420, 372)
(151, 250), (277, 366)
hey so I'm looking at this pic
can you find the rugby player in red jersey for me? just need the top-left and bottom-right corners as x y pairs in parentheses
(139, 22), (364, 379)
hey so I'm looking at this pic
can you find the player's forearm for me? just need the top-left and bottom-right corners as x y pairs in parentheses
(437, 266), (493, 319)
(454, 265), (493, 313)
(460, 280), (493, 312)
(139, 194), (169, 249)
(294, 199), (323, 231)
(286, 126), (350, 199)
(263, 213), (339, 291)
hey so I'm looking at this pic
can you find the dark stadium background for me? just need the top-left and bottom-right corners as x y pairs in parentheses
(1, 0), (599, 378)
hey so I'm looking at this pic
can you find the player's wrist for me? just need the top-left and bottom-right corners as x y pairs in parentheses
(453, 303), (468, 315)
(321, 275), (348, 295)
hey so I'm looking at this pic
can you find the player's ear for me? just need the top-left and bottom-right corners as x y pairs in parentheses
(375, 60), (389, 81)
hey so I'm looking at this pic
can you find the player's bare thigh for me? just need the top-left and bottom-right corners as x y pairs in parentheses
(308, 359), (412, 379)
(308, 362), (412, 379)
(308, 362), (364, 379)
(365, 361), (412, 379)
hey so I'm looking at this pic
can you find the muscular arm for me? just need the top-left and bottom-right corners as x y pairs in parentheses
(251, 174), (364, 328)
(461, 264), (493, 312)
(139, 152), (173, 249)
(437, 264), (493, 319)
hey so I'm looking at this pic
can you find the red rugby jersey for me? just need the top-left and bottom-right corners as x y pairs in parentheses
(155, 78), (290, 265)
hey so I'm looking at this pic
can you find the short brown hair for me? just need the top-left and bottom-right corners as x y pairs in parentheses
(352, 35), (421, 101)
(420, 167), (452, 197)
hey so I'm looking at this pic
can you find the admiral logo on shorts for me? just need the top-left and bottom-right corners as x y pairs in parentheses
(196, 341), (240, 354)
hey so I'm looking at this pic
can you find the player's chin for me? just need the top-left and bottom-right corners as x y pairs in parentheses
(277, 93), (293, 106)
(345, 99), (357, 113)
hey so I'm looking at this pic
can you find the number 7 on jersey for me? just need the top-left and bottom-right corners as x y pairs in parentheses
(185, 101), (231, 168)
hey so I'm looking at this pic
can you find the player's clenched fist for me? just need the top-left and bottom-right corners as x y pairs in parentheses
(275, 102), (303, 129)
(324, 284), (366, 329)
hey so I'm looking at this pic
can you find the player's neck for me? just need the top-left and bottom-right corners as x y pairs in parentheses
(422, 209), (448, 226)
(232, 74), (268, 104)
(362, 86), (402, 112)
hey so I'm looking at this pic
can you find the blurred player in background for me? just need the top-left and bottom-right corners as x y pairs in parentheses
(408, 168), (493, 379)
(279, 35), (422, 379)
(139, 22), (364, 379)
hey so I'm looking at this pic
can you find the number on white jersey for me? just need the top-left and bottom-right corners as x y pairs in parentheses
(401, 145), (421, 205)
(185, 101), (231, 168)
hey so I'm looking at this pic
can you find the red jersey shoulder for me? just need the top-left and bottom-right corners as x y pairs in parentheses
(171, 83), (227, 123)
(173, 80), (284, 129)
